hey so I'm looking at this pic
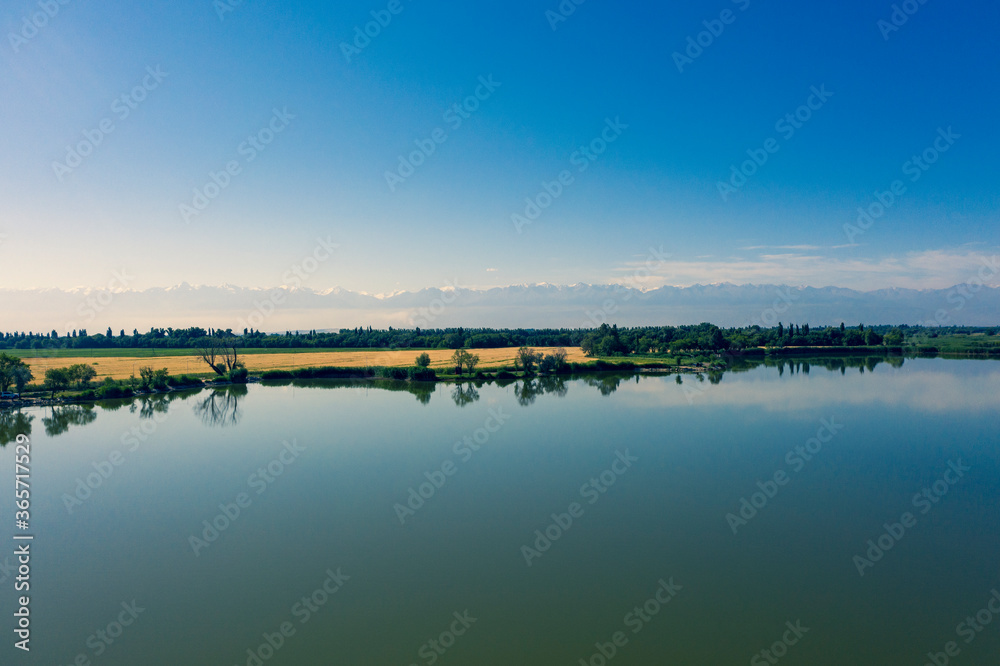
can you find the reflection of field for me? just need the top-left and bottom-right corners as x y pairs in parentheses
(23, 347), (588, 381)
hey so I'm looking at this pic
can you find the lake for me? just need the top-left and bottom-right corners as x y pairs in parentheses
(2, 356), (999, 664)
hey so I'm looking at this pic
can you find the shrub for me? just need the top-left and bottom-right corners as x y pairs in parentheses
(166, 374), (203, 387)
(96, 379), (131, 399)
(260, 370), (294, 380)
(415, 352), (431, 368)
(228, 367), (249, 384)
(376, 367), (409, 381)
(407, 367), (436, 381)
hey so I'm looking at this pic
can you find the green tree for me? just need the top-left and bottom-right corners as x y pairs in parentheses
(0, 353), (32, 393)
(451, 349), (468, 374)
(11, 365), (32, 394)
(464, 352), (480, 375)
(516, 347), (541, 374)
(67, 363), (97, 388)
(883, 328), (904, 346)
(43, 368), (71, 398)
(539, 348), (568, 373)
(415, 352), (431, 368)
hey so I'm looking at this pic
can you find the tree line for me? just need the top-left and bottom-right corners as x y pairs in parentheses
(0, 323), (991, 355)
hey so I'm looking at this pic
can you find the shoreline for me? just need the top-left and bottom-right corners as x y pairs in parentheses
(3, 347), (996, 411)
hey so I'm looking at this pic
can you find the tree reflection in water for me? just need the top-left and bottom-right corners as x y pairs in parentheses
(451, 383), (480, 407)
(0, 410), (33, 446)
(42, 405), (97, 437)
(131, 393), (171, 420)
(583, 374), (625, 396)
(193, 385), (247, 427)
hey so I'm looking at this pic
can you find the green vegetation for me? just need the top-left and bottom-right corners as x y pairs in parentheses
(260, 365), (437, 382)
(3, 324), (997, 361)
(0, 353), (33, 393)
(450, 349), (480, 375)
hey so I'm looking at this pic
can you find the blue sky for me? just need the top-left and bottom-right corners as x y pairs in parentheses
(1, 0), (997, 293)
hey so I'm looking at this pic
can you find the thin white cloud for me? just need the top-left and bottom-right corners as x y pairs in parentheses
(612, 248), (1000, 291)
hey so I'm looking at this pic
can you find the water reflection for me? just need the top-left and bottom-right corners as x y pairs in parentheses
(42, 405), (97, 437)
(0, 409), (33, 446)
(132, 393), (171, 419)
(0, 354), (958, 443)
(582, 373), (630, 396)
(513, 375), (571, 405)
(193, 385), (247, 428)
(261, 378), (436, 405)
(451, 383), (480, 407)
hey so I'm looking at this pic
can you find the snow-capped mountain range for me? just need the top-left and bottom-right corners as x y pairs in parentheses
(2, 282), (997, 333)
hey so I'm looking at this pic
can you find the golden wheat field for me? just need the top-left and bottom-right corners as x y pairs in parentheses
(23, 347), (589, 381)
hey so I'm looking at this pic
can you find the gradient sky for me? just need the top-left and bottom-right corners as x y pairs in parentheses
(1, 0), (997, 294)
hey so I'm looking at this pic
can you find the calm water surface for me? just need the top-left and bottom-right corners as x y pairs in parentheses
(2, 357), (999, 664)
